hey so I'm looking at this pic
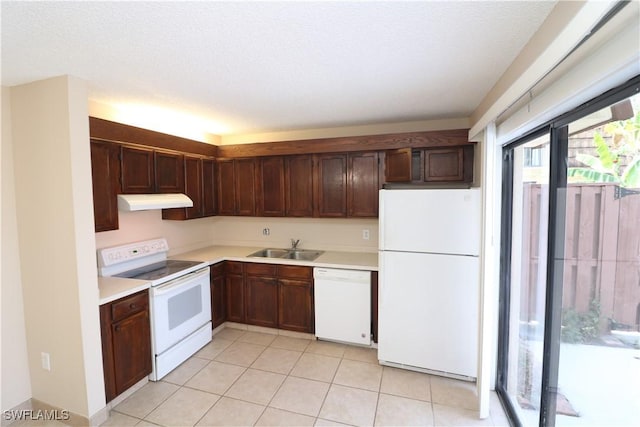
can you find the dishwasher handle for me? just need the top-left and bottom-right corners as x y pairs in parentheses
(313, 268), (370, 284)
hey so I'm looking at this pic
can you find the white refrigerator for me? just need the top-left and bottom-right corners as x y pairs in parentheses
(378, 188), (480, 379)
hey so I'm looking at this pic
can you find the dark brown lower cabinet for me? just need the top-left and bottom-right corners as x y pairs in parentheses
(279, 278), (313, 333)
(218, 261), (314, 333)
(210, 262), (226, 328)
(225, 262), (245, 323)
(245, 262), (278, 327)
(100, 290), (152, 403)
(246, 285), (278, 327)
(277, 265), (314, 333)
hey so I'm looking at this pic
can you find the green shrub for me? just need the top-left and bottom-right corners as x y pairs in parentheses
(561, 300), (600, 343)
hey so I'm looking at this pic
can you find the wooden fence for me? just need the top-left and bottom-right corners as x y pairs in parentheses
(523, 183), (640, 331)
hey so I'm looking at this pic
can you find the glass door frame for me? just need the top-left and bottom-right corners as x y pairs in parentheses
(497, 125), (552, 426)
(496, 75), (640, 427)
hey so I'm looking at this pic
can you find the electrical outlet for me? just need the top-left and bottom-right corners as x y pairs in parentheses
(262, 228), (270, 236)
(362, 229), (370, 240)
(41, 352), (51, 371)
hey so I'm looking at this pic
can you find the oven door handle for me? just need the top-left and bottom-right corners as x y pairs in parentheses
(152, 267), (209, 296)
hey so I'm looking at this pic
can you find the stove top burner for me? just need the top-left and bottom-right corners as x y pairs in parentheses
(114, 260), (203, 281)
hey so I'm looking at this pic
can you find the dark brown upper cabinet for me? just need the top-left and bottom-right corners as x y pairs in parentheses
(89, 118), (477, 225)
(217, 159), (236, 215)
(423, 146), (474, 182)
(285, 155), (314, 217)
(202, 158), (216, 217)
(234, 158), (257, 216)
(162, 155), (216, 221)
(348, 151), (380, 217)
(423, 148), (463, 181)
(217, 158), (257, 216)
(314, 153), (348, 217)
(90, 140), (120, 232)
(154, 150), (184, 193)
(120, 146), (155, 193)
(384, 148), (412, 182)
(184, 156), (204, 218)
(256, 156), (285, 216)
(383, 145), (474, 185)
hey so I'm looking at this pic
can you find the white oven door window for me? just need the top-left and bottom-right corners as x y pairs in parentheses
(151, 267), (211, 354)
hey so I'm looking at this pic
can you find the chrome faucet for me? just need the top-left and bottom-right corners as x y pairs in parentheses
(290, 239), (301, 250)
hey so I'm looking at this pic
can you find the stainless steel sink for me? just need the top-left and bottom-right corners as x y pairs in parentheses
(248, 248), (290, 258)
(283, 250), (324, 261)
(247, 248), (324, 261)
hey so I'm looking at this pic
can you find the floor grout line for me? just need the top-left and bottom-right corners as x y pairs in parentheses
(103, 329), (493, 426)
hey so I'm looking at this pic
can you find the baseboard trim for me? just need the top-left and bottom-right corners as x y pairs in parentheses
(220, 322), (315, 340)
(31, 399), (88, 427)
(88, 405), (109, 427)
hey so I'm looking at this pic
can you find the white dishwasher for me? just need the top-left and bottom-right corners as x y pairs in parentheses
(313, 268), (371, 345)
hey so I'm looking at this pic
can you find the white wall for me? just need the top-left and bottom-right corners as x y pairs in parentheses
(496, 2), (640, 144)
(221, 118), (470, 145)
(469, 0), (617, 138)
(95, 211), (377, 255)
(94, 210), (217, 255)
(10, 76), (105, 419)
(88, 99), (221, 145)
(1, 87), (32, 412)
(209, 216), (378, 253)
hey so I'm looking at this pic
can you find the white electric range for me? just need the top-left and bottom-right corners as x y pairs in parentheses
(98, 238), (211, 380)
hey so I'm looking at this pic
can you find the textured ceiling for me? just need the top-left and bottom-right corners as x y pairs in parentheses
(1, 1), (556, 135)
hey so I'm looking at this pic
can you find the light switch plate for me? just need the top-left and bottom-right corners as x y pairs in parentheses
(41, 352), (50, 371)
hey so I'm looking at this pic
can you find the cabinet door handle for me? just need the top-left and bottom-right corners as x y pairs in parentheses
(114, 325), (121, 332)
(129, 303), (136, 309)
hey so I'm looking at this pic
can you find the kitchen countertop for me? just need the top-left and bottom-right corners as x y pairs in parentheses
(97, 275), (153, 305)
(98, 245), (378, 305)
(173, 245), (378, 271)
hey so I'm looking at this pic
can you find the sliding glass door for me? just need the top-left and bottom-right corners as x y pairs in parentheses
(498, 77), (640, 427)
(554, 92), (640, 426)
(500, 132), (551, 425)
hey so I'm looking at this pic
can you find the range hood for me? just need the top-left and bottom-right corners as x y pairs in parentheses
(117, 193), (193, 211)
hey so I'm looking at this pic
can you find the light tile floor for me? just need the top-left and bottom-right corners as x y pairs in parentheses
(13, 327), (510, 427)
(5, 328), (509, 427)
(98, 327), (510, 426)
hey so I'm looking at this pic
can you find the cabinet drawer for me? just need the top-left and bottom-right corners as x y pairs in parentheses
(111, 291), (148, 323)
(278, 278), (310, 287)
(245, 263), (277, 277)
(225, 261), (244, 275)
(278, 265), (312, 280)
(210, 262), (225, 277)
